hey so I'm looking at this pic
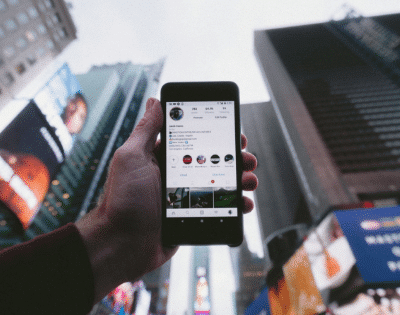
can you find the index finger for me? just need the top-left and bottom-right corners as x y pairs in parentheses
(241, 134), (247, 150)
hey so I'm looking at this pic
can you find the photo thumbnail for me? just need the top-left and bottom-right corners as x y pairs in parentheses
(210, 154), (220, 164)
(190, 188), (213, 208)
(183, 155), (192, 164)
(166, 187), (190, 208)
(225, 154), (234, 164)
(197, 155), (206, 164)
(170, 107), (184, 121)
(214, 187), (237, 207)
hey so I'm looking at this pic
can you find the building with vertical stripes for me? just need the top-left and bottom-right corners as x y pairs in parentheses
(254, 12), (400, 225)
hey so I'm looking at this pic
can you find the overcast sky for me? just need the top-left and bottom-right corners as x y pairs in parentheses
(58, 0), (400, 105)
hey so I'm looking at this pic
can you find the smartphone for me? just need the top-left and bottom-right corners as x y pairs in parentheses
(160, 82), (243, 246)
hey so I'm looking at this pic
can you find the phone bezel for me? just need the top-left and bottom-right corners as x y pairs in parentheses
(160, 81), (243, 246)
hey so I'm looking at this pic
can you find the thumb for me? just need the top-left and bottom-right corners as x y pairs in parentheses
(128, 98), (163, 153)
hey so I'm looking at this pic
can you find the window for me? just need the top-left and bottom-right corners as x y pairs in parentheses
(4, 72), (14, 86)
(58, 27), (68, 38)
(36, 47), (45, 56)
(44, 0), (54, 8)
(6, 0), (18, 6)
(3, 46), (15, 58)
(16, 12), (29, 25)
(53, 32), (60, 42)
(4, 19), (17, 32)
(38, 2), (45, 12)
(37, 24), (47, 34)
(15, 37), (27, 49)
(46, 40), (54, 49)
(26, 54), (36, 65)
(0, 1), (6, 12)
(26, 30), (37, 41)
(51, 13), (61, 24)
(0, 27), (4, 39)
(27, 6), (38, 18)
(15, 62), (26, 75)
(45, 16), (52, 27)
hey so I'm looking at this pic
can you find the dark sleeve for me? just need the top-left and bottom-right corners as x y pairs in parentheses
(0, 223), (95, 315)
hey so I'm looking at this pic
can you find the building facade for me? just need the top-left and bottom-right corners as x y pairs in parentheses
(254, 12), (400, 224)
(0, 0), (77, 110)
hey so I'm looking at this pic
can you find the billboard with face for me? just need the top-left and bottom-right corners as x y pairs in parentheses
(0, 63), (88, 229)
(34, 63), (88, 155)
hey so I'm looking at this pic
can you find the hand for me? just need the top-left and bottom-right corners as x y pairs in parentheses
(76, 98), (258, 304)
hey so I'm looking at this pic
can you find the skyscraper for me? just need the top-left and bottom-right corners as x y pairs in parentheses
(0, 0), (77, 109)
(0, 59), (164, 247)
(254, 12), (400, 224)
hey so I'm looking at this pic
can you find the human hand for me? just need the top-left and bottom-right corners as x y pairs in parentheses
(76, 98), (258, 303)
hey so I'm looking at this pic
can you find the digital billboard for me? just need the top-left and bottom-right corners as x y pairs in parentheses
(0, 63), (87, 229)
(294, 208), (400, 314)
(0, 101), (64, 228)
(34, 63), (88, 155)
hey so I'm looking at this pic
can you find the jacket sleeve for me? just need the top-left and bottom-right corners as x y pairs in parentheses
(0, 223), (95, 315)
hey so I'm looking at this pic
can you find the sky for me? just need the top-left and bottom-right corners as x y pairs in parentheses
(58, 0), (400, 104)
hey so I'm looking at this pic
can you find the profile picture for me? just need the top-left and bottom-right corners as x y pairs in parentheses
(225, 154), (234, 164)
(197, 155), (206, 164)
(170, 107), (184, 121)
(183, 155), (192, 164)
(210, 154), (220, 164)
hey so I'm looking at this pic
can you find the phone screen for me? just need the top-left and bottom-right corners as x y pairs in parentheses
(166, 100), (238, 218)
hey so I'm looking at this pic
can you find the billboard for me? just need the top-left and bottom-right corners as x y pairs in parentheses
(296, 208), (400, 314)
(34, 63), (88, 155)
(0, 101), (64, 228)
(0, 63), (87, 229)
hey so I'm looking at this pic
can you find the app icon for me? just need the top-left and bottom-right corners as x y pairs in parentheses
(183, 155), (192, 164)
(210, 154), (220, 164)
(197, 155), (206, 164)
(225, 154), (234, 164)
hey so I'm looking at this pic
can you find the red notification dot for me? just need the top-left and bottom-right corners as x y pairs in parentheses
(211, 180), (215, 184)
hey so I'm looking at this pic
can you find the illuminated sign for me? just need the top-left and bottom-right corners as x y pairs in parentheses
(335, 206), (400, 283)
(34, 63), (88, 155)
(0, 101), (63, 228)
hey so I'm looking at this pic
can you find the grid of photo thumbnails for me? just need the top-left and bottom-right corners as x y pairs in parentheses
(166, 187), (238, 209)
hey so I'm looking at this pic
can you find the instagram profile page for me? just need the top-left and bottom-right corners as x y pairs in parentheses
(166, 101), (238, 218)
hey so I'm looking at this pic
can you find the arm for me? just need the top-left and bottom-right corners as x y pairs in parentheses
(0, 223), (94, 315)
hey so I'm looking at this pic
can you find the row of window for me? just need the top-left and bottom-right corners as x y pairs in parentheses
(0, 0), (54, 12)
(0, 46), (50, 90)
(1, 7), (39, 35)
(3, 36), (54, 60)
(0, 0), (19, 11)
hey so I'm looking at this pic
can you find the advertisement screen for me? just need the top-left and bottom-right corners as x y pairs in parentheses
(166, 101), (238, 218)
(34, 63), (87, 155)
(299, 208), (400, 314)
(0, 101), (64, 228)
(282, 245), (325, 315)
(0, 63), (87, 229)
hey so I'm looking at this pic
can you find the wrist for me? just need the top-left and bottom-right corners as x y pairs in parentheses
(75, 207), (128, 304)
